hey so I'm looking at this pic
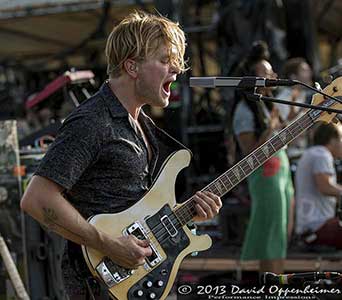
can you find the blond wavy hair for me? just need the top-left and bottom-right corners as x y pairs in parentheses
(105, 10), (187, 78)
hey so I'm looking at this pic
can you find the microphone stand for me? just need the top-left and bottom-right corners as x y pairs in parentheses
(244, 93), (342, 115)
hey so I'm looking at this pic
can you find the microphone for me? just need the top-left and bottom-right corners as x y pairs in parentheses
(262, 272), (342, 285)
(189, 76), (296, 88)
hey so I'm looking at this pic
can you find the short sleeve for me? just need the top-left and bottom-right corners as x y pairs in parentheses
(233, 101), (255, 136)
(35, 114), (103, 190)
(312, 151), (334, 175)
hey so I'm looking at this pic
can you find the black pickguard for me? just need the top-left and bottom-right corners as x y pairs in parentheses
(127, 204), (190, 299)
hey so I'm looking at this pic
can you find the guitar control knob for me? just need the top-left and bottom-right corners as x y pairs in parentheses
(155, 280), (164, 287)
(144, 280), (153, 288)
(148, 292), (157, 299)
(134, 289), (144, 297)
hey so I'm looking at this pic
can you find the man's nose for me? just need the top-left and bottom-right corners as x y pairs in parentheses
(170, 64), (181, 75)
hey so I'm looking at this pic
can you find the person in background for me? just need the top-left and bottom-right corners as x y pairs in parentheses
(295, 122), (342, 248)
(275, 58), (313, 157)
(20, 11), (222, 299)
(232, 41), (294, 274)
(276, 57), (313, 123)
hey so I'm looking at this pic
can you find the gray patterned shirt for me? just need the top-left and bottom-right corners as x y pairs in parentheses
(35, 81), (184, 296)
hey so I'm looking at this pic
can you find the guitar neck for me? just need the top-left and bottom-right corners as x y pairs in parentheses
(174, 109), (318, 226)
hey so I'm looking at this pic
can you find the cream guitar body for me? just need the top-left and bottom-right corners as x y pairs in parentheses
(82, 149), (212, 300)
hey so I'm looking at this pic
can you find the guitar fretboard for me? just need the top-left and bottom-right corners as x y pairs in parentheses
(173, 100), (331, 226)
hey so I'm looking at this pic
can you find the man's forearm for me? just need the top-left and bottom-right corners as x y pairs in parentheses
(40, 201), (102, 248)
(21, 176), (107, 252)
(320, 183), (342, 197)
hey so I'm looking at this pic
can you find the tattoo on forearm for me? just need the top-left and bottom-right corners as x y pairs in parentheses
(42, 207), (58, 230)
(42, 207), (87, 243)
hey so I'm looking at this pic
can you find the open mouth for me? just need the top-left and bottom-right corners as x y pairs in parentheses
(162, 81), (172, 95)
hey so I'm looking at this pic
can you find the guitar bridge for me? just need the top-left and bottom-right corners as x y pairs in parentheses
(96, 257), (132, 287)
(125, 222), (162, 268)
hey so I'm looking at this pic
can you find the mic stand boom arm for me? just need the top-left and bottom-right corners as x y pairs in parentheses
(245, 93), (342, 115)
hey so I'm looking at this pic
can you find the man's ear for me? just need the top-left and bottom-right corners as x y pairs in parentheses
(124, 59), (138, 78)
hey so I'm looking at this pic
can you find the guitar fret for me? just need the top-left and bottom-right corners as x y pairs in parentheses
(269, 141), (277, 152)
(287, 127), (295, 139)
(175, 207), (186, 224)
(217, 178), (227, 194)
(224, 174), (234, 187)
(255, 150), (264, 163)
(233, 166), (242, 182)
(273, 136), (284, 149)
(219, 177), (230, 190)
(228, 170), (239, 185)
(253, 153), (260, 164)
(279, 130), (288, 145)
(297, 118), (305, 130)
(212, 182), (221, 195)
(241, 160), (251, 175)
(182, 204), (192, 222)
(212, 181), (221, 195)
(261, 145), (270, 158)
(211, 185), (220, 196)
(308, 112), (315, 122)
(178, 207), (187, 225)
(246, 156), (254, 169)
(305, 114), (314, 127)
(238, 164), (247, 176)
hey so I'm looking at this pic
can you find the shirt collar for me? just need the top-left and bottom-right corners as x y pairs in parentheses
(99, 80), (128, 119)
(100, 80), (154, 127)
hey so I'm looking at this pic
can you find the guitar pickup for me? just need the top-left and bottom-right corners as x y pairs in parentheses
(124, 222), (162, 268)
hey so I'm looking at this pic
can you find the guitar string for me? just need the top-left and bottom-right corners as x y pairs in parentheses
(140, 111), (315, 247)
(144, 111), (316, 245)
(144, 113), (314, 247)
(135, 104), (330, 247)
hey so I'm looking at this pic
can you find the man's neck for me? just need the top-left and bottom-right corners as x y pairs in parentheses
(322, 144), (335, 158)
(108, 77), (142, 120)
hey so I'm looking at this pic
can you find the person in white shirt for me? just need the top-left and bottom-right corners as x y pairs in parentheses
(276, 57), (313, 122)
(295, 122), (342, 248)
(276, 58), (313, 158)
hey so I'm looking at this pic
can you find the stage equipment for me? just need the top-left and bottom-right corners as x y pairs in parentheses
(25, 69), (95, 110)
(0, 233), (29, 300)
(20, 149), (67, 300)
(262, 271), (342, 285)
(191, 76), (342, 114)
(190, 76), (296, 88)
(0, 120), (26, 298)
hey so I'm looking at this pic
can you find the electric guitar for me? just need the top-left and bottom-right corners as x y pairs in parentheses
(82, 77), (341, 300)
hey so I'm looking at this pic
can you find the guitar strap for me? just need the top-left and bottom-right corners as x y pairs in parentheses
(151, 125), (191, 181)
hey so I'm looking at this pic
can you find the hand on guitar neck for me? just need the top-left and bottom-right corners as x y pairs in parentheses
(192, 191), (222, 222)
